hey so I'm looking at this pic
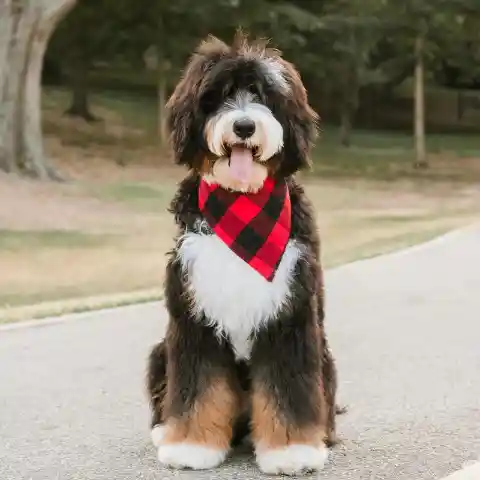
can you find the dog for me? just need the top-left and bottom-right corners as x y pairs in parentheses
(146, 32), (340, 476)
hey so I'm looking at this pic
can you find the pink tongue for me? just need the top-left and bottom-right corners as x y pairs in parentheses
(229, 146), (253, 183)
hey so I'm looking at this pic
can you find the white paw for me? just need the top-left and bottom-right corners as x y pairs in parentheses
(157, 443), (228, 470)
(256, 444), (328, 475)
(151, 425), (166, 448)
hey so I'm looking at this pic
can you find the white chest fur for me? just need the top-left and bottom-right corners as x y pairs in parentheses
(178, 230), (303, 360)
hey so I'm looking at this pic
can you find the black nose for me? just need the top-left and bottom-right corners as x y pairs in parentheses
(233, 118), (256, 139)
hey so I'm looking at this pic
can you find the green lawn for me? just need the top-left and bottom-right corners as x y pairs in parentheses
(43, 86), (480, 182)
(88, 182), (176, 211)
(311, 127), (480, 180)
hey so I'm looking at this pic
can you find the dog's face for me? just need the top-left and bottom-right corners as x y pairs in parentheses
(166, 33), (318, 192)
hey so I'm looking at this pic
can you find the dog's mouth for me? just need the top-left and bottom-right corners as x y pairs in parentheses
(225, 144), (260, 158)
(224, 143), (260, 183)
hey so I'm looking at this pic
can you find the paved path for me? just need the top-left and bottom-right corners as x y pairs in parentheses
(1, 227), (480, 480)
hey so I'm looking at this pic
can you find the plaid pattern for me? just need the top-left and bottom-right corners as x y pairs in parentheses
(198, 177), (291, 282)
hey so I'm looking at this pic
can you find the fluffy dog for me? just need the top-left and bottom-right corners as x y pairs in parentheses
(146, 32), (339, 476)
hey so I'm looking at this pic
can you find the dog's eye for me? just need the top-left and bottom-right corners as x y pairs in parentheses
(200, 91), (221, 113)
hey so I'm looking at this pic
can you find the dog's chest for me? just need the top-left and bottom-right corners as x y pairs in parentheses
(178, 231), (302, 360)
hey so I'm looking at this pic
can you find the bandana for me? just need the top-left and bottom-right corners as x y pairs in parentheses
(198, 177), (291, 282)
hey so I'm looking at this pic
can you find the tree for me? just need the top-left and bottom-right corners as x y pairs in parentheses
(120, 0), (252, 145)
(260, 0), (388, 146)
(432, 5), (480, 88)
(269, 0), (479, 153)
(0, 0), (77, 179)
(413, 29), (426, 167)
(50, 1), (102, 121)
(376, 0), (479, 167)
(49, 0), (134, 122)
(317, 0), (387, 147)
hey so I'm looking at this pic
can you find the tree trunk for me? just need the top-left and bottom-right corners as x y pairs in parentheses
(338, 31), (359, 148)
(413, 33), (427, 169)
(339, 74), (359, 148)
(0, 0), (34, 174)
(339, 106), (352, 147)
(65, 54), (96, 122)
(0, 0), (77, 179)
(155, 14), (169, 147)
(157, 67), (168, 145)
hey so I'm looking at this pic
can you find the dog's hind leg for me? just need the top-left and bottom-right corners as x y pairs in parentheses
(317, 290), (346, 446)
(146, 340), (167, 447)
(322, 336), (340, 447)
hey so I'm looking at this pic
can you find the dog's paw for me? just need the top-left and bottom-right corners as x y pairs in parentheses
(256, 444), (328, 476)
(151, 425), (166, 448)
(157, 443), (228, 470)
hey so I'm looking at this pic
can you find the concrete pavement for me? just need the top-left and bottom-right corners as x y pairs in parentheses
(1, 226), (480, 480)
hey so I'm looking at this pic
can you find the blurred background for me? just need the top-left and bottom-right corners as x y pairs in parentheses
(1, 0), (479, 322)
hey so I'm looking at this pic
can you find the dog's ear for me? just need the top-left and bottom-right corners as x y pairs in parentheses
(166, 37), (229, 168)
(275, 59), (319, 177)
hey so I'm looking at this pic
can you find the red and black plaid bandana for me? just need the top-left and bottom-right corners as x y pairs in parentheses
(198, 177), (291, 282)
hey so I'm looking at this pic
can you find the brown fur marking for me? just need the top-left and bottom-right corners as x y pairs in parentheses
(163, 377), (240, 449)
(252, 389), (326, 451)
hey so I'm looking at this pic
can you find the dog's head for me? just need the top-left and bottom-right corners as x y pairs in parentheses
(166, 32), (318, 192)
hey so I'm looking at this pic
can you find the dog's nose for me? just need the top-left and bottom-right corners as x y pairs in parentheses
(233, 118), (256, 139)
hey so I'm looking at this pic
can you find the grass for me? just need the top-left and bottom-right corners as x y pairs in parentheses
(1, 86), (478, 323)
(0, 229), (114, 251)
(89, 182), (175, 211)
(41, 86), (480, 181)
(0, 289), (163, 325)
(322, 224), (461, 268)
(312, 128), (480, 180)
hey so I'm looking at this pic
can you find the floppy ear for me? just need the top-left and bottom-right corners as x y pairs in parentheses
(275, 58), (319, 177)
(165, 53), (206, 168)
(166, 36), (229, 168)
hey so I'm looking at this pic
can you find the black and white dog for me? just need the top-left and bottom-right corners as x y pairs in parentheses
(146, 32), (339, 476)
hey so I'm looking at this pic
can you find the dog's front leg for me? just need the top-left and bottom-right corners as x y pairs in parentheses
(249, 299), (329, 476)
(155, 314), (241, 471)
